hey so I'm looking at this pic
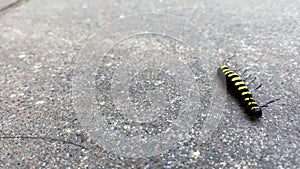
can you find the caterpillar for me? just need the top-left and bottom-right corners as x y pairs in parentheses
(217, 65), (264, 118)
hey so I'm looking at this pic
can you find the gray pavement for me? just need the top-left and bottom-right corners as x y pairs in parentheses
(0, 0), (299, 168)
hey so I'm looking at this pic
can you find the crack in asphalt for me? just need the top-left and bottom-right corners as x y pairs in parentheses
(0, 136), (89, 149)
(0, 0), (29, 17)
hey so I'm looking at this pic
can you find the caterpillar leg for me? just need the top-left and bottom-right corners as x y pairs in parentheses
(241, 69), (248, 76)
(244, 74), (252, 81)
(254, 84), (262, 90)
(261, 98), (280, 107)
(248, 77), (257, 85)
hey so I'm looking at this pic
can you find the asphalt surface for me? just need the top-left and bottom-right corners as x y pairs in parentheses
(0, 0), (299, 168)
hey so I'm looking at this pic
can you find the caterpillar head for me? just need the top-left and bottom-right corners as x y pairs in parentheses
(250, 107), (262, 118)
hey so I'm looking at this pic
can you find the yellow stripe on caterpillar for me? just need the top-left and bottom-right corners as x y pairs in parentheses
(222, 68), (230, 72)
(220, 65), (228, 69)
(244, 97), (254, 101)
(231, 77), (242, 81)
(224, 70), (234, 75)
(242, 91), (252, 95)
(251, 106), (260, 110)
(238, 86), (248, 90)
(248, 102), (257, 105)
(228, 73), (238, 77)
(235, 81), (245, 86)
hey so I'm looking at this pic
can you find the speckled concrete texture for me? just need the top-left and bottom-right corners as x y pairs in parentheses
(0, 0), (299, 168)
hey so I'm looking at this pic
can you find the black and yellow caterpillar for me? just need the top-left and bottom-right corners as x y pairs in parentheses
(218, 65), (263, 118)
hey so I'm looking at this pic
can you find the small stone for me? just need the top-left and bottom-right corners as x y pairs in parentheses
(190, 150), (200, 158)
(87, 137), (93, 143)
(18, 54), (26, 59)
(9, 94), (16, 98)
(35, 100), (45, 105)
(16, 107), (26, 111)
(33, 64), (42, 69)
(4, 129), (12, 135)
